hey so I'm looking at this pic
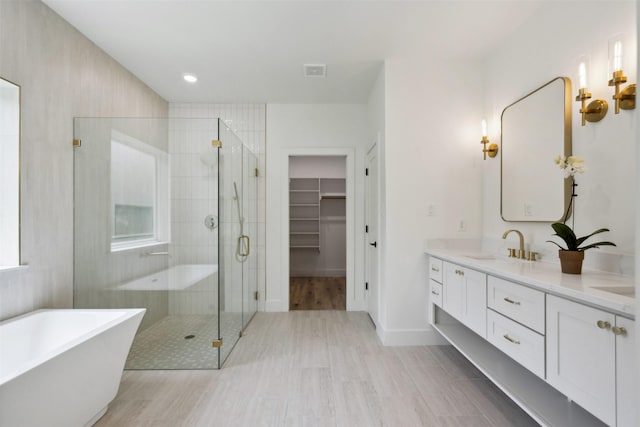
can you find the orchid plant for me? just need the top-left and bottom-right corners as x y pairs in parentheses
(554, 155), (586, 178)
(548, 155), (616, 252)
(554, 154), (585, 225)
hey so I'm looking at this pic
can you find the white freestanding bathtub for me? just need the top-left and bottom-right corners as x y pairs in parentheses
(0, 308), (145, 427)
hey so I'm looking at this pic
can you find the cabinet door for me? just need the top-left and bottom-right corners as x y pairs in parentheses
(443, 262), (464, 322)
(443, 262), (486, 337)
(546, 295), (616, 426)
(429, 257), (443, 283)
(616, 316), (636, 427)
(463, 268), (487, 338)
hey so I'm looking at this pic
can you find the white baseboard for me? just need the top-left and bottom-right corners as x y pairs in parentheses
(376, 325), (449, 346)
(265, 299), (286, 312)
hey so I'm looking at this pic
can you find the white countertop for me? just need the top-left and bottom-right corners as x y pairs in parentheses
(425, 248), (635, 319)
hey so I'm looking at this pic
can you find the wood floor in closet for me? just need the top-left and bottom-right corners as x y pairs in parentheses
(95, 311), (538, 427)
(289, 276), (346, 310)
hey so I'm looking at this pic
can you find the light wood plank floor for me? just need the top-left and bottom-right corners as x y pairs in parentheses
(290, 277), (346, 310)
(96, 311), (539, 427)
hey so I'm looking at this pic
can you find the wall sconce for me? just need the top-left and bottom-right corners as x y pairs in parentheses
(480, 119), (498, 160)
(608, 35), (636, 113)
(575, 57), (607, 125)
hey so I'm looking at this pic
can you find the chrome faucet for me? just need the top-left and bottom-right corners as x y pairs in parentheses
(502, 229), (526, 259)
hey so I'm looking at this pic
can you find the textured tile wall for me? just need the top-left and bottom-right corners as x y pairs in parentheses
(170, 104), (266, 312)
(0, 0), (168, 321)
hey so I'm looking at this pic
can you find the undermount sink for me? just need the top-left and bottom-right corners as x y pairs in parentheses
(592, 286), (636, 298)
(463, 253), (496, 260)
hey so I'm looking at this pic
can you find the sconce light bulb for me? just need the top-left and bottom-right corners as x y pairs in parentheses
(481, 119), (488, 137)
(613, 40), (623, 72)
(578, 62), (587, 89)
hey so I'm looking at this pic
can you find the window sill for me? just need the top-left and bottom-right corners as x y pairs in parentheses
(111, 240), (169, 253)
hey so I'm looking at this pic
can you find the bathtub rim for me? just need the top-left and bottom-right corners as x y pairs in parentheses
(0, 308), (145, 386)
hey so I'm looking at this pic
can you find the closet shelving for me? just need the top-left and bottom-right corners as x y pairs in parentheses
(319, 178), (346, 200)
(289, 178), (346, 251)
(289, 178), (321, 250)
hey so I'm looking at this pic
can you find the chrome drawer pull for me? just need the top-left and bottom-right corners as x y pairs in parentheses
(612, 326), (627, 336)
(431, 267), (440, 272)
(597, 320), (611, 329)
(503, 334), (520, 345)
(431, 290), (440, 296)
(503, 297), (521, 305)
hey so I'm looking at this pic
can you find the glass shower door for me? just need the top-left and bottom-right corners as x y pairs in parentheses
(217, 119), (259, 364)
(74, 117), (258, 369)
(242, 147), (259, 329)
(73, 117), (222, 370)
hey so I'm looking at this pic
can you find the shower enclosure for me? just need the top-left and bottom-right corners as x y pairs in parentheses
(73, 117), (259, 369)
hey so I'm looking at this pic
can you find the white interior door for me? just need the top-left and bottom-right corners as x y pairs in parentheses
(365, 144), (379, 326)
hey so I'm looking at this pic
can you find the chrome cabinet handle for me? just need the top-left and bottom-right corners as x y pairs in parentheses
(503, 334), (520, 345)
(431, 290), (440, 296)
(503, 297), (521, 306)
(431, 266), (440, 272)
(612, 326), (627, 336)
(454, 269), (465, 276)
(597, 320), (612, 329)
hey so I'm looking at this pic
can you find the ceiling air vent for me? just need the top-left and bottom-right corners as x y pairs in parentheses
(303, 64), (327, 78)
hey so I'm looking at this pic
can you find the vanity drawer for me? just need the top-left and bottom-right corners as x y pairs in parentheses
(429, 257), (443, 283)
(487, 276), (545, 334)
(429, 279), (443, 307)
(487, 309), (545, 379)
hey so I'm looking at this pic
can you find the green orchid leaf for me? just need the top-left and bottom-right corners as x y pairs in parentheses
(548, 224), (616, 252)
(551, 222), (577, 250)
(575, 228), (611, 248)
(578, 241), (617, 251)
(546, 240), (567, 250)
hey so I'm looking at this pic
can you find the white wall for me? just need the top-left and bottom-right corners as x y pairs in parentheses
(482, 1), (636, 274)
(0, 0), (167, 321)
(289, 156), (346, 178)
(378, 57), (484, 344)
(265, 104), (369, 311)
(636, 0), (640, 414)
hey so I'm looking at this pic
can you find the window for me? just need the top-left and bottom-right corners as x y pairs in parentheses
(110, 131), (168, 251)
(0, 77), (20, 268)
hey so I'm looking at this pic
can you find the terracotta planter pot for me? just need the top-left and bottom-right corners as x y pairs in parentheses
(558, 250), (584, 274)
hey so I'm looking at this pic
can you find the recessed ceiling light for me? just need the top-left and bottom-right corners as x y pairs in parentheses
(303, 64), (326, 78)
(183, 73), (198, 83)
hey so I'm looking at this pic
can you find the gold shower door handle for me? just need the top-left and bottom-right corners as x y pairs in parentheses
(238, 235), (250, 257)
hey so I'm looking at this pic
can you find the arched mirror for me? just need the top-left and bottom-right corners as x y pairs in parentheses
(0, 77), (21, 267)
(501, 77), (572, 222)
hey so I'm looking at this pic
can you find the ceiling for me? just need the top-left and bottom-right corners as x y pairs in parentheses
(43, 0), (545, 104)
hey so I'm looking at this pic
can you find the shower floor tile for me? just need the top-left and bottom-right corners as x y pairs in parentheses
(125, 314), (243, 370)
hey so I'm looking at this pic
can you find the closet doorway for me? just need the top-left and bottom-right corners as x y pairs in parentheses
(288, 156), (346, 310)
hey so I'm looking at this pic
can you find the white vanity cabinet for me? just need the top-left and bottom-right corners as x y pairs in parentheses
(442, 262), (487, 338)
(427, 251), (636, 427)
(547, 295), (636, 426)
(429, 258), (444, 308)
(616, 316), (636, 427)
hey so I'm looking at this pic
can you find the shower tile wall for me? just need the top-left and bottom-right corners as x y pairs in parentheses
(168, 118), (219, 315)
(169, 104), (266, 311)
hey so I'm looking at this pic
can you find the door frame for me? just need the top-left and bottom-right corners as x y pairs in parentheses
(365, 142), (379, 326)
(280, 148), (359, 311)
